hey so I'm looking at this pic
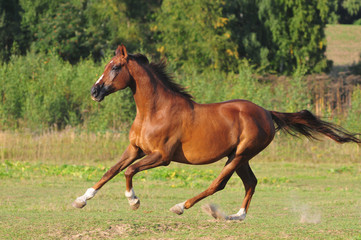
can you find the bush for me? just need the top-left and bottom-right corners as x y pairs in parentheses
(0, 51), (135, 131)
(346, 86), (361, 132)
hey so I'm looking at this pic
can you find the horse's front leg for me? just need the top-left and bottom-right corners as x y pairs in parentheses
(72, 145), (142, 208)
(123, 151), (170, 210)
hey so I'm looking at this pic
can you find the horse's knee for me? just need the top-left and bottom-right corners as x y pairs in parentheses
(124, 166), (136, 179)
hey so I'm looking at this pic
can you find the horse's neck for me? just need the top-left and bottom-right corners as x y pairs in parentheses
(129, 62), (170, 118)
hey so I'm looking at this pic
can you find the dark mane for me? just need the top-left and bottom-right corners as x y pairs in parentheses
(131, 54), (193, 100)
(130, 53), (149, 65)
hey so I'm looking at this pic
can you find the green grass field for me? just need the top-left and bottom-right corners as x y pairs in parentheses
(1, 130), (361, 239)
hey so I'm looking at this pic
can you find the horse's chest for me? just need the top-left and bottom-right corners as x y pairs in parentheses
(131, 122), (175, 154)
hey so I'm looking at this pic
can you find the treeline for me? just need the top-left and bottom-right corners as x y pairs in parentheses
(0, 0), (361, 132)
(1, 0), (361, 72)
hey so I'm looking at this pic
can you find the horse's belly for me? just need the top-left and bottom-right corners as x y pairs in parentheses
(175, 135), (237, 165)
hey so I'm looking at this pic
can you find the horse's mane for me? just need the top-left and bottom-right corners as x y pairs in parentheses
(130, 53), (193, 100)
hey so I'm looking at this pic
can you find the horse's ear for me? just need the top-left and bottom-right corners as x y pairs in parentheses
(115, 44), (128, 58)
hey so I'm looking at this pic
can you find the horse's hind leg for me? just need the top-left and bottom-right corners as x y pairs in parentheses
(170, 155), (246, 216)
(227, 162), (257, 221)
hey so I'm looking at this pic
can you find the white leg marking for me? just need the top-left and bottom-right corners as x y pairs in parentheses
(170, 201), (186, 215)
(227, 208), (246, 221)
(125, 188), (140, 210)
(72, 188), (98, 208)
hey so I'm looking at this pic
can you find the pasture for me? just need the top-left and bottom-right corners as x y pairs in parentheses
(1, 22), (361, 240)
(1, 130), (360, 239)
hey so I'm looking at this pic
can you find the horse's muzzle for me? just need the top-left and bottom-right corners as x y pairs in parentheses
(91, 84), (113, 102)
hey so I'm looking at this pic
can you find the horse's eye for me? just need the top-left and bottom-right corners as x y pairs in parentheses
(112, 65), (121, 71)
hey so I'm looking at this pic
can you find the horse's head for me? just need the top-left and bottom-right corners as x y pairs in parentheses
(91, 44), (132, 102)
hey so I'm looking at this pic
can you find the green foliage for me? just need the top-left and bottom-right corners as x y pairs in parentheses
(282, 69), (312, 112)
(327, 0), (361, 24)
(0, 51), (135, 130)
(0, 0), (29, 62)
(345, 86), (361, 132)
(155, 0), (239, 72)
(83, 0), (161, 58)
(155, 0), (331, 73)
(19, 0), (161, 63)
(0, 160), (106, 181)
(31, 1), (89, 63)
(258, 0), (330, 73)
(342, 0), (361, 16)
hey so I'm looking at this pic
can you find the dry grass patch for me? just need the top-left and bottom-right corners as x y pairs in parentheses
(325, 24), (361, 67)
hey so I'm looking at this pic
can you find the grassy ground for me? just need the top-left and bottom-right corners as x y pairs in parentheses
(1, 161), (360, 239)
(1, 130), (361, 239)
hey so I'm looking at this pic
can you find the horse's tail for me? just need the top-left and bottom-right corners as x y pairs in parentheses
(269, 110), (361, 144)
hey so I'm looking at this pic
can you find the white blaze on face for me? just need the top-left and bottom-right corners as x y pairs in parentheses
(95, 74), (104, 85)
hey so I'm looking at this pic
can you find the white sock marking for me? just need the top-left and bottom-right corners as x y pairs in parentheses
(76, 188), (98, 204)
(125, 188), (139, 205)
(227, 207), (246, 220)
(236, 208), (246, 216)
(176, 201), (186, 211)
(125, 188), (135, 198)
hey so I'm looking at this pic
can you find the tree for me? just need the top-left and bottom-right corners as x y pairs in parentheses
(224, 0), (330, 73)
(84, 0), (161, 56)
(155, 0), (239, 72)
(0, 0), (29, 62)
(19, 0), (161, 63)
(39, 2), (88, 63)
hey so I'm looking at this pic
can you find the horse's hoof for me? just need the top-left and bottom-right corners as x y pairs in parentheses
(72, 199), (86, 208)
(129, 198), (140, 210)
(170, 203), (185, 215)
(226, 208), (246, 221)
(226, 214), (246, 221)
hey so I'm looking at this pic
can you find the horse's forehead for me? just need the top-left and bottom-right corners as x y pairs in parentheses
(108, 59), (115, 66)
(105, 58), (117, 68)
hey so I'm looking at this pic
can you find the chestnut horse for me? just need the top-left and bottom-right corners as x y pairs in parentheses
(73, 45), (360, 220)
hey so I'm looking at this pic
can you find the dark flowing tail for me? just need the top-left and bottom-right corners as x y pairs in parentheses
(270, 110), (361, 144)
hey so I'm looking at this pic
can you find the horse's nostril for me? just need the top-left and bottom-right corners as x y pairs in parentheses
(91, 86), (98, 97)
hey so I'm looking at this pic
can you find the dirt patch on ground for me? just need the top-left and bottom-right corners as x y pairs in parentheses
(64, 221), (188, 239)
(67, 223), (131, 239)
